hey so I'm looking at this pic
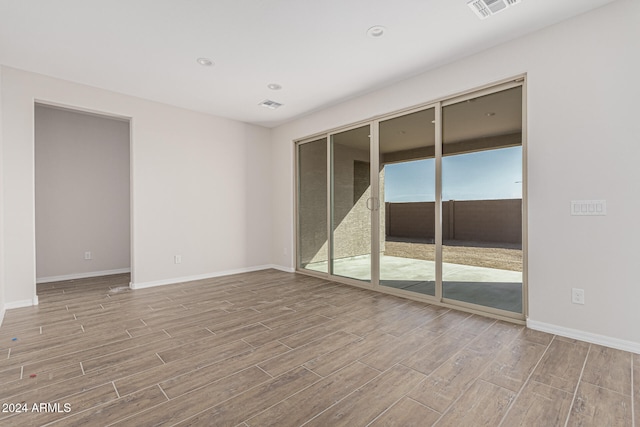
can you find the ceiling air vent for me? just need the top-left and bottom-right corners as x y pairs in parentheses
(467, 0), (521, 20)
(259, 99), (283, 110)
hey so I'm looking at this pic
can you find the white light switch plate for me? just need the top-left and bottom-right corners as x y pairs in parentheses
(571, 200), (606, 216)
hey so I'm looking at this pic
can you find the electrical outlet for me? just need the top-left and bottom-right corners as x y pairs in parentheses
(571, 288), (585, 305)
(174, 255), (182, 264)
(84, 251), (92, 260)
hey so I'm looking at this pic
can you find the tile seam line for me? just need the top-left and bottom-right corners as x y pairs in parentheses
(563, 342), (591, 427)
(497, 334), (556, 426)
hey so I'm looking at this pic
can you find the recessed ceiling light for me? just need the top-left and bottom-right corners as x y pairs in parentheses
(367, 26), (386, 38)
(196, 57), (213, 66)
(486, 112), (496, 117)
(267, 83), (282, 90)
(259, 99), (283, 110)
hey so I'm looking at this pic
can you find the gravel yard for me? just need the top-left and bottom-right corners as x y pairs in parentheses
(384, 238), (522, 272)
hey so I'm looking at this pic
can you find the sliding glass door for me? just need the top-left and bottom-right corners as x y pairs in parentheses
(329, 125), (372, 282)
(441, 86), (523, 313)
(378, 107), (437, 296)
(297, 137), (328, 273)
(296, 80), (525, 319)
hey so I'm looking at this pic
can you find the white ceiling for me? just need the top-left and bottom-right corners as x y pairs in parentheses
(0, 0), (617, 128)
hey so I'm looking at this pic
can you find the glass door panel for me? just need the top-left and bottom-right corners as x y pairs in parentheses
(297, 138), (328, 273)
(330, 125), (372, 282)
(378, 108), (437, 296)
(441, 86), (523, 313)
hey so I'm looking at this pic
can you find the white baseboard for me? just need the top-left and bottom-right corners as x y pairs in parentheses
(5, 295), (39, 310)
(0, 306), (5, 327)
(268, 264), (295, 273)
(527, 319), (640, 354)
(131, 264), (293, 290)
(36, 268), (131, 284)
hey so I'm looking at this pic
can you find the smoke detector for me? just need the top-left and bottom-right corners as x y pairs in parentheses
(467, 0), (521, 19)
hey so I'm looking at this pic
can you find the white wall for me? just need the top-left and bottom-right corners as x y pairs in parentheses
(0, 67), (5, 324)
(35, 105), (131, 281)
(1, 66), (273, 307)
(271, 0), (640, 350)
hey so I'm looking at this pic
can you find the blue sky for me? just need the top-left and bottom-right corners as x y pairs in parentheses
(384, 146), (522, 202)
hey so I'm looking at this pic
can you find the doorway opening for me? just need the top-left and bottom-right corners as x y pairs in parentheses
(34, 103), (132, 287)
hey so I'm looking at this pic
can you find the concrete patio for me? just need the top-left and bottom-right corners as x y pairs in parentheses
(304, 255), (523, 313)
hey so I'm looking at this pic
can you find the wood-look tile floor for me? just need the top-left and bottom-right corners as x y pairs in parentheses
(0, 270), (636, 426)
